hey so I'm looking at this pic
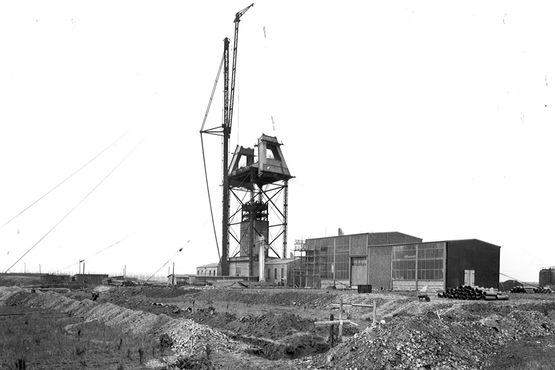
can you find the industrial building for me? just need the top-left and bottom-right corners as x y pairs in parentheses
(264, 258), (296, 285)
(539, 267), (555, 288)
(196, 263), (219, 277)
(293, 232), (500, 291)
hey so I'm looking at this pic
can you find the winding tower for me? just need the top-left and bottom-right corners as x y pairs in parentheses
(226, 134), (293, 277)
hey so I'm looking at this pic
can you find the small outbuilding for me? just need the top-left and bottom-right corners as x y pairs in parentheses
(196, 263), (219, 277)
(264, 258), (296, 285)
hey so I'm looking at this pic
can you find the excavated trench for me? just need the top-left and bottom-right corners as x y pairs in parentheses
(76, 286), (348, 360)
(3, 287), (337, 361)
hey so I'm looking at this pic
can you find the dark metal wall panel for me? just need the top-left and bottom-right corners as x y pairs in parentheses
(350, 234), (368, 256)
(367, 246), (393, 290)
(539, 268), (555, 287)
(446, 240), (500, 289)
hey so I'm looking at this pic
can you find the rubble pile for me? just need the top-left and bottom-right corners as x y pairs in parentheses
(311, 303), (555, 369)
(224, 312), (315, 339)
(159, 316), (248, 356)
(438, 286), (508, 301)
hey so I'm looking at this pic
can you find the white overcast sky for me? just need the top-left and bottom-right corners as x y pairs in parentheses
(1, 1), (553, 282)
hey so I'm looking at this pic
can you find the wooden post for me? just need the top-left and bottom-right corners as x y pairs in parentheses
(338, 297), (343, 340)
(333, 238), (336, 287)
(373, 298), (376, 325)
(415, 245), (419, 291)
(329, 313), (334, 346)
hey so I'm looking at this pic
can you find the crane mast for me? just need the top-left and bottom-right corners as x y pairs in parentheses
(221, 3), (254, 276)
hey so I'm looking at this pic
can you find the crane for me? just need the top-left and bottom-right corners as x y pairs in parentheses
(228, 3), (254, 131)
(200, 4), (254, 276)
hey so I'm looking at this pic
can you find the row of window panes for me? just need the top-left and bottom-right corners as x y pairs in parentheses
(392, 266), (444, 281)
(352, 258), (367, 266)
(392, 244), (444, 260)
(418, 269), (444, 280)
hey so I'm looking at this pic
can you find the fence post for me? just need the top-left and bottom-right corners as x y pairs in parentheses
(329, 313), (334, 346)
(338, 297), (343, 341)
(373, 298), (376, 325)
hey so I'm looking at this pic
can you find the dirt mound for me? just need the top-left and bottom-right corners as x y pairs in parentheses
(225, 312), (314, 339)
(311, 303), (555, 369)
(196, 288), (339, 308)
(0, 287), (248, 359)
(134, 286), (200, 299)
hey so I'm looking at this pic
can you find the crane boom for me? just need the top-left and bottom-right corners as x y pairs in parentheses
(228, 3), (254, 130)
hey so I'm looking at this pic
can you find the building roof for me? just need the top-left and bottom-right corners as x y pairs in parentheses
(387, 239), (501, 249)
(196, 262), (219, 269)
(443, 239), (501, 248)
(305, 231), (422, 244)
(167, 274), (195, 278)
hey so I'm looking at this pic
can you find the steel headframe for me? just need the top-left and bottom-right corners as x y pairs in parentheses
(228, 180), (289, 270)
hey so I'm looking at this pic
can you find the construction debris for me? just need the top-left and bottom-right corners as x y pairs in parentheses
(511, 286), (552, 294)
(438, 285), (508, 301)
(308, 301), (555, 369)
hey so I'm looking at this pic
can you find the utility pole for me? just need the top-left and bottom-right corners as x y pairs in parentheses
(172, 262), (175, 286)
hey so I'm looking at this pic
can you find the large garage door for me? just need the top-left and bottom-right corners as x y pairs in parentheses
(351, 257), (367, 286)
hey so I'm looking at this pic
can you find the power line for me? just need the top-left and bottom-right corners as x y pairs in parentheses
(0, 128), (132, 232)
(499, 272), (539, 288)
(4, 137), (145, 273)
(54, 228), (142, 274)
(200, 134), (221, 261)
(146, 242), (188, 282)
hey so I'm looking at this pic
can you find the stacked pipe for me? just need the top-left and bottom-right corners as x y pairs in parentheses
(437, 285), (508, 301)
(510, 286), (552, 294)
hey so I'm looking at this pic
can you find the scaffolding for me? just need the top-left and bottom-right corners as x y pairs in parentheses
(292, 239), (323, 288)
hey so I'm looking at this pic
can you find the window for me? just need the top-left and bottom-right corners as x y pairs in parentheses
(281, 268), (284, 279)
(274, 268), (277, 280)
(266, 146), (281, 160)
(392, 243), (444, 281)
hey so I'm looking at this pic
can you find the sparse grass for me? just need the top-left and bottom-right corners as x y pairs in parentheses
(486, 335), (555, 369)
(0, 305), (161, 369)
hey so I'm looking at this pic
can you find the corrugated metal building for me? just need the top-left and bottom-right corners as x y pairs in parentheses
(293, 232), (422, 289)
(295, 232), (500, 291)
(539, 267), (555, 287)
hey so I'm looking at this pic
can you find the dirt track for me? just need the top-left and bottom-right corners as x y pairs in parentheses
(2, 284), (555, 369)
